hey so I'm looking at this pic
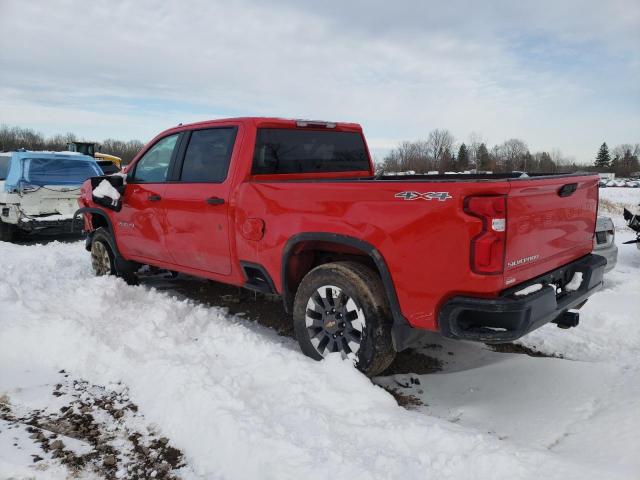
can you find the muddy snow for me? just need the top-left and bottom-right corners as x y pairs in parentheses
(1, 188), (639, 479)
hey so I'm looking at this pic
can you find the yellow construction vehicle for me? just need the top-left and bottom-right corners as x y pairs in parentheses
(67, 142), (122, 174)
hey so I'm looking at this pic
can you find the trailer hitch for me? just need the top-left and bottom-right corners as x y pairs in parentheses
(552, 310), (580, 329)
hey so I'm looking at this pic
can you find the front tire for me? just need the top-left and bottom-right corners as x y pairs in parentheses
(293, 261), (396, 376)
(90, 228), (116, 276)
(89, 227), (139, 284)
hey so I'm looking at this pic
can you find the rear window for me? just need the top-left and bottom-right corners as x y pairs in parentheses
(0, 155), (9, 180)
(23, 158), (101, 185)
(252, 129), (370, 175)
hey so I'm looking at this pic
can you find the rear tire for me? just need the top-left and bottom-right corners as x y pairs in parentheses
(293, 261), (396, 376)
(0, 220), (16, 242)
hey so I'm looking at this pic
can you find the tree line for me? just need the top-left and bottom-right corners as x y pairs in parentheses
(382, 128), (639, 176)
(594, 142), (640, 177)
(2, 124), (638, 176)
(0, 125), (144, 164)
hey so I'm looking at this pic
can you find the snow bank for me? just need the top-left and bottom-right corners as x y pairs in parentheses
(0, 241), (609, 480)
(599, 187), (640, 208)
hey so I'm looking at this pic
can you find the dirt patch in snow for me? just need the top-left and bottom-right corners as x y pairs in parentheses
(0, 371), (185, 479)
(381, 349), (443, 375)
(488, 342), (564, 359)
(383, 388), (424, 409)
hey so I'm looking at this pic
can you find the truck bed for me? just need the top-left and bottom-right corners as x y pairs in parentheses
(237, 172), (599, 331)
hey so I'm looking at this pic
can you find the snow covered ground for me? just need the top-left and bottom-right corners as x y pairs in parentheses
(1, 188), (639, 479)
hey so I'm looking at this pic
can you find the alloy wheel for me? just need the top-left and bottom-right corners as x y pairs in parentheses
(305, 285), (365, 359)
(91, 241), (112, 276)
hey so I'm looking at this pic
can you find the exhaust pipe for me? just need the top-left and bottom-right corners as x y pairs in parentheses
(553, 310), (579, 329)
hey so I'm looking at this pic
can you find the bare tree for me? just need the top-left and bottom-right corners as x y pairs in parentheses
(0, 124), (144, 164)
(497, 138), (528, 172)
(383, 140), (430, 173)
(426, 129), (455, 173)
(612, 143), (640, 160)
(467, 132), (486, 168)
(533, 151), (557, 172)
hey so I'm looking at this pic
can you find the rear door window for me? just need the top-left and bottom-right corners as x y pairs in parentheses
(179, 128), (237, 183)
(252, 129), (369, 174)
(132, 134), (179, 183)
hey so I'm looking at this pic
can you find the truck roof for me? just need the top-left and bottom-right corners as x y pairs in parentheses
(165, 117), (363, 134)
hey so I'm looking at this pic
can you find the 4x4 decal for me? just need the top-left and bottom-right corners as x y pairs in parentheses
(394, 191), (452, 201)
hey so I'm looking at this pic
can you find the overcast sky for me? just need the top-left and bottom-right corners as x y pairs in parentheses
(1, 0), (638, 163)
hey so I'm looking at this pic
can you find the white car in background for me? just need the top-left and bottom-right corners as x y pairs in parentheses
(0, 150), (102, 241)
(593, 216), (618, 272)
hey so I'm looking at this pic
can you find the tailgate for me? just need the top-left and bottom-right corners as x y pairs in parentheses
(18, 189), (81, 217)
(504, 175), (599, 286)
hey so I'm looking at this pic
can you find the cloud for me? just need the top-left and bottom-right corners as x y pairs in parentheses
(0, 0), (638, 162)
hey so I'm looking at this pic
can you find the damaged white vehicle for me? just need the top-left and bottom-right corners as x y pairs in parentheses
(0, 150), (102, 241)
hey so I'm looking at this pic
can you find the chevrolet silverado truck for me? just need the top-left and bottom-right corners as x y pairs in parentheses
(76, 118), (606, 376)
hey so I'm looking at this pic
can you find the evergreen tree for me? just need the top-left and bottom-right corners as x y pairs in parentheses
(457, 143), (469, 170)
(595, 142), (610, 169)
(440, 148), (454, 173)
(477, 143), (490, 171)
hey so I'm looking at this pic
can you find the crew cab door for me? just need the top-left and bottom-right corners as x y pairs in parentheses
(160, 127), (238, 275)
(116, 133), (180, 261)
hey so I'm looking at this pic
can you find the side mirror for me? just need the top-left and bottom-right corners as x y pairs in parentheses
(90, 175), (125, 212)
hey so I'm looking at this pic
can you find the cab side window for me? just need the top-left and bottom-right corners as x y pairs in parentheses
(132, 134), (179, 183)
(180, 128), (237, 183)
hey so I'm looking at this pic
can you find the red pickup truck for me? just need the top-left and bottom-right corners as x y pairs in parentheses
(76, 117), (605, 376)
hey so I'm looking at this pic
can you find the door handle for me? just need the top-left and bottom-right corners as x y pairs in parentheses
(206, 197), (225, 205)
(558, 183), (577, 197)
(148, 194), (161, 202)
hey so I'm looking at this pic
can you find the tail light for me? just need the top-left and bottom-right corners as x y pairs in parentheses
(464, 195), (507, 275)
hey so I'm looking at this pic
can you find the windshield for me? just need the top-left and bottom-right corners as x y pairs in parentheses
(22, 157), (102, 186)
(0, 156), (10, 180)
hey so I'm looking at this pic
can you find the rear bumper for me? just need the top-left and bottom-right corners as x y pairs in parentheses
(438, 254), (606, 343)
(593, 242), (618, 273)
